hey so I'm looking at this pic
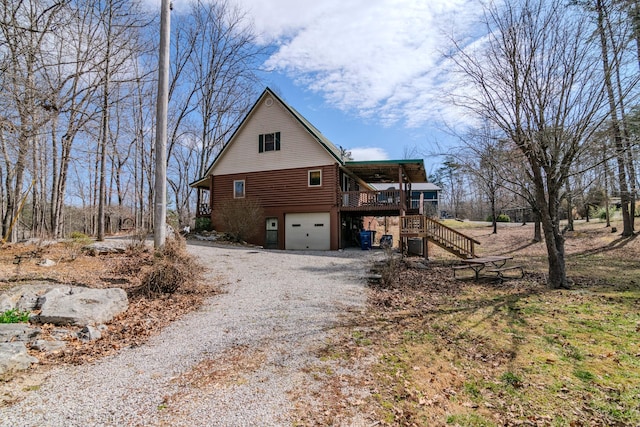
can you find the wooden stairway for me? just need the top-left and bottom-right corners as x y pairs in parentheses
(400, 215), (480, 259)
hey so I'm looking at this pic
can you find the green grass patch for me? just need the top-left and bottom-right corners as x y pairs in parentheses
(446, 413), (496, 427)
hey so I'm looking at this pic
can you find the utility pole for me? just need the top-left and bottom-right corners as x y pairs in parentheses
(154, 0), (171, 248)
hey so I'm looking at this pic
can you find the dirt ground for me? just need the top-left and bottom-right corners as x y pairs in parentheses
(0, 237), (219, 402)
(1, 220), (638, 425)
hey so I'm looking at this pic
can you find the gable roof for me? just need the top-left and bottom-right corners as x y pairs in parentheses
(191, 88), (345, 187)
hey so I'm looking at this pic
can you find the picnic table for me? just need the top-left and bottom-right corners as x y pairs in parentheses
(453, 255), (523, 281)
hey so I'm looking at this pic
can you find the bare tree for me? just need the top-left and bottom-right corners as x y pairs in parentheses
(44, 0), (107, 238)
(95, 0), (149, 240)
(593, 0), (635, 235)
(0, 0), (65, 241)
(165, 0), (265, 224)
(450, 0), (609, 288)
(182, 0), (264, 177)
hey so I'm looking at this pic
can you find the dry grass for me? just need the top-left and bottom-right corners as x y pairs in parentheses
(301, 219), (640, 426)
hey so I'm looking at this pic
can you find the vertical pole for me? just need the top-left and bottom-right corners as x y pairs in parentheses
(398, 166), (405, 256)
(154, 0), (170, 248)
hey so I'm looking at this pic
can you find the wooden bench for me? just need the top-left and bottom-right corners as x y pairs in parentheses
(485, 265), (524, 280)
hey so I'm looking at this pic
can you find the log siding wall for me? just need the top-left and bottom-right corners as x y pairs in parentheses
(210, 164), (341, 249)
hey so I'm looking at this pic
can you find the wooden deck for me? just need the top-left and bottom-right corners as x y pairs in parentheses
(197, 203), (211, 216)
(339, 190), (402, 212)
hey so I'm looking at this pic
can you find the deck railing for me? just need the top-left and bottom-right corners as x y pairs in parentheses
(340, 190), (401, 210)
(401, 215), (480, 258)
(197, 203), (211, 217)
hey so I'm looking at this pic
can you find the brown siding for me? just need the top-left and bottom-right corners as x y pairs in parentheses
(209, 164), (341, 249)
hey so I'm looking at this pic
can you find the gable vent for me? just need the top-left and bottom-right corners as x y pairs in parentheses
(265, 97), (273, 107)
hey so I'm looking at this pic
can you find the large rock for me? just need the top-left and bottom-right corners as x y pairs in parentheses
(32, 287), (128, 326)
(83, 244), (126, 256)
(0, 324), (41, 343)
(0, 342), (38, 375)
(77, 325), (102, 342)
(30, 339), (66, 353)
(0, 284), (59, 312)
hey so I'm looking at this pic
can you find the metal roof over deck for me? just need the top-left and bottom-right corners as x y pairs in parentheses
(343, 159), (427, 184)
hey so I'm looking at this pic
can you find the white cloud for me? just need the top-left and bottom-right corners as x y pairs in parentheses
(349, 147), (389, 161)
(232, 0), (483, 128)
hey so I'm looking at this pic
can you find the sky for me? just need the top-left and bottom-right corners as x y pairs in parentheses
(168, 0), (486, 170)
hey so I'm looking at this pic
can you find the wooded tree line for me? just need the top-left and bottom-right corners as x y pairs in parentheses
(444, 0), (639, 288)
(0, 0), (263, 242)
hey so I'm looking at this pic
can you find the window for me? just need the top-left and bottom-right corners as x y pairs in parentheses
(259, 132), (281, 152)
(233, 180), (245, 198)
(308, 170), (322, 187)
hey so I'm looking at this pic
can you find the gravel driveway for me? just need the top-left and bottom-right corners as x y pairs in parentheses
(2, 243), (375, 426)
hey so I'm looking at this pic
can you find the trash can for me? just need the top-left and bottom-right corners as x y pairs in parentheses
(359, 230), (372, 250)
(380, 234), (393, 249)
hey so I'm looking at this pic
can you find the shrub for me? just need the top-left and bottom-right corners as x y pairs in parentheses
(64, 231), (93, 260)
(195, 217), (212, 232)
(0, 309), (30, 323)
(140, 235), (201, 296)
(70, 231), (90, 241)
(597, 207), (614, 220)
(214, 198), (264, 242)
(486, 214), (511, 223)
(379, 248), (401, 287)
(126, 228), (149, 253)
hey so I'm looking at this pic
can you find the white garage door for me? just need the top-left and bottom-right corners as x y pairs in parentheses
(285, 213), (330, 250)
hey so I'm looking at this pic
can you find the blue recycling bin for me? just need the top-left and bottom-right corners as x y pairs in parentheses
(359, 230), (372, 250)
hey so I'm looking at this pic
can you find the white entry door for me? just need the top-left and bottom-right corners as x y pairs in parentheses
(285, 213), (330, 250)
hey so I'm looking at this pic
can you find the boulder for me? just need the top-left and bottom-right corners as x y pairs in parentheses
(32, 287), (128, 326)
(0, 342), (38, 375)
(50, 328), (74, 340)
(0, 324), (41, 343)
(36, 258), (56, 267)
(77, 325), (102, 342)
(30, 339), (66, 352)
(0, 284), (59, 311)
(83, 245), (126, 256)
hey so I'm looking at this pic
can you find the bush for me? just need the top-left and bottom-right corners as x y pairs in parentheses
(486, 214), (511, 223)
(64, 231), (93, 260)
(140, 235), (201, 296)
(195, 217), (212, 232)
(70, 231), (90, 241)
(597, 207), (614, 220)
(214, 198), (264, 242)
(126, 228), (149, 254)
(380, 249), (401, 286)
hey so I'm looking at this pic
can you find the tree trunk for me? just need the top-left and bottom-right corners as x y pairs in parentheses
(97, 2), (114, 242)
(596, 0), (633, 236)
(535, 174), (568, 289)
(490, 195), (497, 234)
(565, 181), (574, 232)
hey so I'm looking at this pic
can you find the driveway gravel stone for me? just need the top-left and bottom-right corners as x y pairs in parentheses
(1, 243), (375, 426)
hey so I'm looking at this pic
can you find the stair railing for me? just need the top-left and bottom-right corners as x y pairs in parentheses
(401, 215), (480, 258)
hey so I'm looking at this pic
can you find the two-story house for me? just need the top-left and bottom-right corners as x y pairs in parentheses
(191, 87), (476, 256)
